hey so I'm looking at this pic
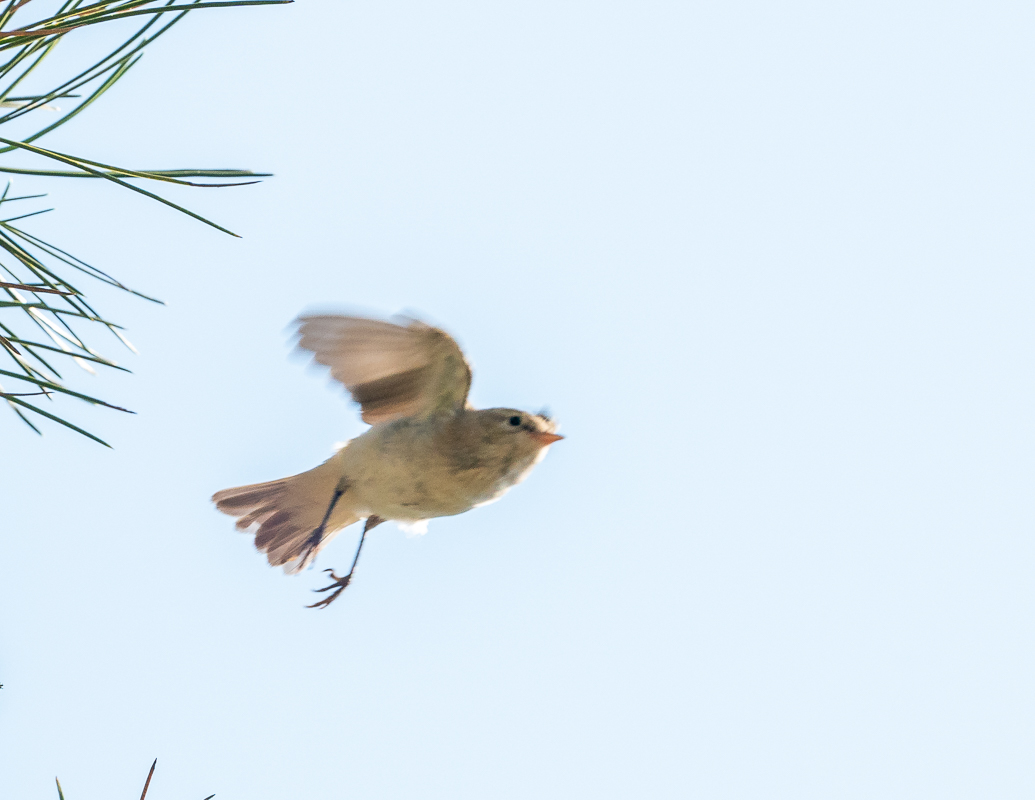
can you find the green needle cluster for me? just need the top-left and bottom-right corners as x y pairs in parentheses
(0, 0), (287, 445)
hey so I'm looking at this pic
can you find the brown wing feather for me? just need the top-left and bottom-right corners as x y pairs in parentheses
(295, 314), (472, 424)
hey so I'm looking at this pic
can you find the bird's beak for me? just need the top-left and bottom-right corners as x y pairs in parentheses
(530, 431), (564, 447)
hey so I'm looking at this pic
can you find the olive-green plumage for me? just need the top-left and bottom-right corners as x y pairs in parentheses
(213, 313), (561, 600)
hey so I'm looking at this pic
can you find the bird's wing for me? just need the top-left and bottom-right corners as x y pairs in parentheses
(295, 314), (472, 424)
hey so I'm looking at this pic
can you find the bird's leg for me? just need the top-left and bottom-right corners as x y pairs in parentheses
(307, 515), (386, 609)
(298, 483), (348, 568)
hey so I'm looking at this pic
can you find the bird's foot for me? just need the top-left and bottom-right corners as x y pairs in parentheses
(306, 568), (353, 609)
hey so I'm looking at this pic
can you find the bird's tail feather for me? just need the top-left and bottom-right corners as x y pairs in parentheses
(212, 453), (359, 574)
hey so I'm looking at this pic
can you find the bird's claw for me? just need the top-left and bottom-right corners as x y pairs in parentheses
(306, 568), (353, 609)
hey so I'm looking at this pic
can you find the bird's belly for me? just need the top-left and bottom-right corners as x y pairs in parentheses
(350, 457), (499, 521)
(358, 475), (483, 520)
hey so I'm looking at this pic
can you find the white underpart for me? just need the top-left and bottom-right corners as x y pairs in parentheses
(396, 519), (429, 536)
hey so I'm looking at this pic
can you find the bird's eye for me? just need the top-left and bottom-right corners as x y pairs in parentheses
(509, 416), (522, 427)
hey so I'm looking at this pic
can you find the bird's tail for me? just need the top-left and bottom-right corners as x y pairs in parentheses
(212, 453), (360, 574)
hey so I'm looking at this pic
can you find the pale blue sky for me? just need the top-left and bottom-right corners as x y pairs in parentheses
(3, 1), (1035, 798)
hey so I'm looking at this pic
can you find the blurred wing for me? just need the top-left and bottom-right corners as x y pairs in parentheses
(295, 314), (472, 424)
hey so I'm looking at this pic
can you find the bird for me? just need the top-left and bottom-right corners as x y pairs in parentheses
(212, 312), (563, 608)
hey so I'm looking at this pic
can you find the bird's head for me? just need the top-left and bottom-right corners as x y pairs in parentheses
(470, 407), (564, 464)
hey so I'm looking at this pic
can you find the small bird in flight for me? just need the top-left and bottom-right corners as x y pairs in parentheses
(212, 313), (563, 608)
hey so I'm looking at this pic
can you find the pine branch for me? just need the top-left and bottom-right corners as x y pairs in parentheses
(0, 0), (286, 443)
